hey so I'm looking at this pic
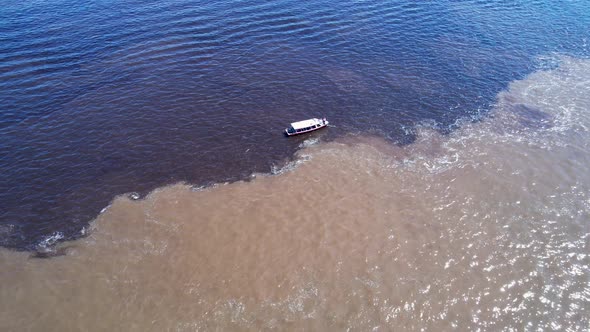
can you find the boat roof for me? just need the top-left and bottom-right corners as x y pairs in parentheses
(290, 118), (320, 130)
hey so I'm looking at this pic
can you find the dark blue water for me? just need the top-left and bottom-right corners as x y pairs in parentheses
(1, 0), (589, 250)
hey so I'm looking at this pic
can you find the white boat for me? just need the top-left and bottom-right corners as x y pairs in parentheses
(285, 118), (329, 136)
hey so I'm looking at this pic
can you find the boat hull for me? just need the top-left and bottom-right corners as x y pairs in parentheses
(285, 123), (328, 136)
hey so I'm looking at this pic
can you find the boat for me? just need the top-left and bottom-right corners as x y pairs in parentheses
(284, 118), (329, 136)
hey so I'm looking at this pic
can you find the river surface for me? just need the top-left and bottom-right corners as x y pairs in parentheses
(1, 0), (589, 330)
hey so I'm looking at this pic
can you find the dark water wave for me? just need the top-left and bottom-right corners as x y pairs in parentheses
(1, 0), (589, 250)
